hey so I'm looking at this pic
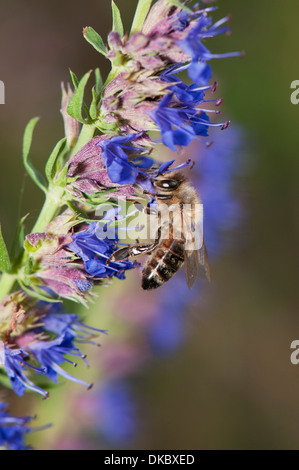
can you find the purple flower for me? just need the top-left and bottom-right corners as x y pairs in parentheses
(0, 403), (34, 450)
(68, 222), (135, 280)
(38, 267), (93, 305)
(24, 228), (92, 305)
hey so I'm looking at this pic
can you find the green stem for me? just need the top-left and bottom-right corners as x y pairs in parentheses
(0, 272), (16, 303)
(31, 185), (65, 233)
(0, 185), (66, 303)
(130, 0), (153, 34)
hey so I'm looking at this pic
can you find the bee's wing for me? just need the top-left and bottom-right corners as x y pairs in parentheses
(184, 243), (211, 289)
(197, 241), (211, 281)
(184, 248), (199, 289)
(182, 208), (211, 289)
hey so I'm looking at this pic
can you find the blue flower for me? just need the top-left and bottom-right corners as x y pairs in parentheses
(161, 66), (212, 104)
(156, 158), (192, 175)
(95, 380), (137, 446)
(68, 222), (134, 280)
(42, 311), (108, 346)
(1, 304), (108, 398)
(195, 126), (245, 256)
(178, 12), (241, 85)
(28, 331), (93, 388)
(149, 92), (227, 151)
(146, 276), (190, 355)
(0, 403), (33, 450)
(95, 133), (187, 192)
(96, 133), (154, 185)
(3, 346), (48, 398)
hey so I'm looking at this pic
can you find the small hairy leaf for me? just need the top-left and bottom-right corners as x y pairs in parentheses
(67, 71), (92, 124)
(18, 280), (61, 303)
(10, 214), (29, 264)
(45, 137), (68, 183)
(69, 69), (79, 89)
(22, 118), (47, 193)
(0, 225), (11, 273)
(83, 27), (107, 56)
(94, 68), (103, 97)
(112, 1), (124, 37)
(89, 87), (98, 120)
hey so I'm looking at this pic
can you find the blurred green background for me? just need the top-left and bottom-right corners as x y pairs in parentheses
(0, 0), (299, 450)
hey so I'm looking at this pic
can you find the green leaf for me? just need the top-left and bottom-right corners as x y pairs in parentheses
(18, 280), (61, 303)
(66, 201), (92, 222)
(67, 71), (92, 124)
(83, 27), (107, 56)
(94, 68), (103, 97)
(23, 256), (33, 276)
(45, 137), (67, 183)
(69, 69), (79, 89)
(22, 117), (47, 193)
(0, 225), (11, 273)
(89, 87), (98, 120)
(54, 163), (68, 186)
(112, 1), (124, 37)
(89, 69), (103, 118)
(10, 214), (29, 264)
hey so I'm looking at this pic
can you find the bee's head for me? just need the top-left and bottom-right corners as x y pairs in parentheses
(153, 171), (185, 194)
(153, 171), (200, 205)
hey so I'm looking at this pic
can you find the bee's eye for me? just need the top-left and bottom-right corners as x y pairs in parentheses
(154, 179), (180, 190)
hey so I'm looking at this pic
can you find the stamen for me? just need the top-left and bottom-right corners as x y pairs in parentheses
(211, 81), (217, 93)
(221, 121), (230, 130)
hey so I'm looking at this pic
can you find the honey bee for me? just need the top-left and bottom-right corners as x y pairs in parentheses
(109, 171), (211, 290)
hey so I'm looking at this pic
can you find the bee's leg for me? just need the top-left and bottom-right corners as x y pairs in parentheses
(143, 207), (159, 216)
(133, 201), (145, 213)
(107, 243), (155, 264)
(130, 242), (158, 256)
(107, 229), (161, 264)
(133, 201), (159, 216)
(107, 246), (134, 263)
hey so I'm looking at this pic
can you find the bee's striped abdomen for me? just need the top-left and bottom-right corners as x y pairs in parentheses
(141, 238), (185, 290)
